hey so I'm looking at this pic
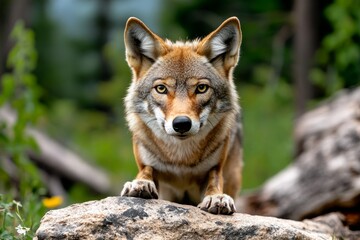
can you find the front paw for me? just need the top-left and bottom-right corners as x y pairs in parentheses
(198, 194), (236, 215)
(120, 179), (158, 199)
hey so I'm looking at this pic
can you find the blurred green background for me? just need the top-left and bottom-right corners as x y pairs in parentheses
(1, 1), (360, 236)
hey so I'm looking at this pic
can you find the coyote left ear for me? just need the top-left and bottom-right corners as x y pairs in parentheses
(198, 17), (242, 78)
(124, 17), (167, 79)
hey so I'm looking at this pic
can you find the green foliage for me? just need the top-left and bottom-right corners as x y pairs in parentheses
(99, 30), (131, 109)
(41, 30), (137, 202)
(240, 83), (293, 189)
(0, 21), (46, 238)
(312, 0), (360, 95)
(0, 194), (45, 240)
(46, 100), (136, 191)
(0, 21), (43, 160)
(161, 0), (290, 84)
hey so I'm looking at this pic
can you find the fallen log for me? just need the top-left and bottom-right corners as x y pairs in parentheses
(35, 196), (360, 240)
(237, 87), (360, 228)
(0, 105), (111, 195)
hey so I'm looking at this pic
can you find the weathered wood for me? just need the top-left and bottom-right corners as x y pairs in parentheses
(0, 105), (111, 195)
(237, 88), (360, 228)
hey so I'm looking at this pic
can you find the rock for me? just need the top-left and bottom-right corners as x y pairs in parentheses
(35, 196), (358, 240)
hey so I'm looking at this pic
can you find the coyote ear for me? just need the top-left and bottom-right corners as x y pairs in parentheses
(124, 17), (167, 79)
(198, 17), (242, 78)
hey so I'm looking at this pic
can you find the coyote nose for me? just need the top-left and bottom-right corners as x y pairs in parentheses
(172, 116), (192, 134)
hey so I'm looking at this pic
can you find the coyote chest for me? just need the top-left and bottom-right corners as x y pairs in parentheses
(121, 16), (243, 215)
(138, 137), (224, 176)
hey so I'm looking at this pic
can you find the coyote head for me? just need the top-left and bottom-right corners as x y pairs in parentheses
(124, 17), (242, 140)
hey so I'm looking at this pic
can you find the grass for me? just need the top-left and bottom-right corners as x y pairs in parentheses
(239, 84), (294, 190)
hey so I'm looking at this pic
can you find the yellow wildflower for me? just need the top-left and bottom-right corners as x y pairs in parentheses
(42, 196), (63, 209)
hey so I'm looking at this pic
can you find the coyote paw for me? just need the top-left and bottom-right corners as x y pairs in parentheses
(198, 194), (236, 215)
(120, 180), (158, 199)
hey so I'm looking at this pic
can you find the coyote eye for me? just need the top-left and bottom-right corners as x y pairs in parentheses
(155, 85), (168, 94)
(195, 84), (209, 94)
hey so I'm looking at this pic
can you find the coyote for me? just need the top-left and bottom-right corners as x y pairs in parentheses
(121, 16), (243, 215)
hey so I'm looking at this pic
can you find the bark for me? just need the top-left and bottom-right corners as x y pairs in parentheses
(237, 87), (360, 230)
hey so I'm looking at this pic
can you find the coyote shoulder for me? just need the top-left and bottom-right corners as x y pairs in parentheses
(121, 16), (243, 215)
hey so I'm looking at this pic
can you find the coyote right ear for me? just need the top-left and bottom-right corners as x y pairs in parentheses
(124, 17), (167, 79)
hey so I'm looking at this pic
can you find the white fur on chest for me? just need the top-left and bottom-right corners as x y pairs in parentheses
(139, 141), (222, 176)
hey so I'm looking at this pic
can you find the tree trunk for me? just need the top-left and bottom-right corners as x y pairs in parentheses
(293, 0), (316, 117)
(0, 0), (31, 77)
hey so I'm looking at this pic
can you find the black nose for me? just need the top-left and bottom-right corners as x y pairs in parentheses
(172, 116), (192, 134)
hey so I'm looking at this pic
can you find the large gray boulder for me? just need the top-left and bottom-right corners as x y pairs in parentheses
(35, 196), (357, 240)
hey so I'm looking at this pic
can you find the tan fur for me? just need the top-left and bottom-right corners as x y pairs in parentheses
(121, 17), (243, 215)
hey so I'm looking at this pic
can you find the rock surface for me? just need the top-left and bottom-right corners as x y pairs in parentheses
(35, 196), (357, 240)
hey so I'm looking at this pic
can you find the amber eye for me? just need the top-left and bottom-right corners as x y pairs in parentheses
(196, 84), (209, 94)
(155, 85), (168, 94)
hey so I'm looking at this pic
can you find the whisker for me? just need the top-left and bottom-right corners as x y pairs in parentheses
(207, 114), (223, 129)
(144, 118), (157, 126)
(207, 118), (215, 128)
